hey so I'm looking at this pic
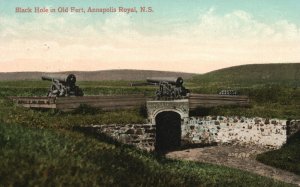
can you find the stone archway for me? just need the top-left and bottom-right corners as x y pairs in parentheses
(146, 100), (189, 152)
(155, 111), (181, 151)
(146, 100), (189, 124)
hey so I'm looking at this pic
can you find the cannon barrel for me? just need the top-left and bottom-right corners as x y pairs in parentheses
(130, 82), (156, 86)
(41, 75), (53, 82)
(146, 77), (183, 86)
(41, 74), (76, 84)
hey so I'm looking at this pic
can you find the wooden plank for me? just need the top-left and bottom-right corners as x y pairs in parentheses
(56, 100), (145, 109)
(189, 93), (250, 108)
(56, 95), (145, 101)
(56, 97), (146, 104)
(189, 96), (248, 100)
(21, 104), (56, 109)
(10, 93), (250, 111)
(189, 99), (249, 103)
(190, 98), (248, 102)
(56, 103), (143, 110)
(59, 105), (139, 112)
(189, 102), (249, 108)
(189, 94), (248, 99)
(190, 100), (249, 103)
(56, 95), (145, 103)
(190, 93), (248, 98)
(189, 96), (249, 100)
(10, 97), (55, 101)
(189, 100), (249, 104)
(56, 95), (146, 110)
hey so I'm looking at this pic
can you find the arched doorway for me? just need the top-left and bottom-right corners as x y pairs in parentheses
(155, 111), (181, 152)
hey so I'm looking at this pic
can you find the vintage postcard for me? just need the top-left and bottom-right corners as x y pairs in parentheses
(0, 0), (299, 186)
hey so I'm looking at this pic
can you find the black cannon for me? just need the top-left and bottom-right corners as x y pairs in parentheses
(131, 77), (190, 100)
(42, 74), (84, 97)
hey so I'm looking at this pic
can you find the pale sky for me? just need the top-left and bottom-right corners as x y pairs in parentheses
(0, 0), (300, 73)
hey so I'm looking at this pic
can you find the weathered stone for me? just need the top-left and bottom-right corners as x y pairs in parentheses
(145, 129), (155, 133)
(147, 100), (189, 124)
(255, 118), (261, 124)
(142, 125), (150, 129)
(265, 119), (270, 124)
(136, 129), (144, 135)
(132, 134), (140, 139)
(92, 116), (292, 152)
(150, 134), (155, 138)
(119, 134), (130, 143)
(126, 129), (135, 134)
(132, 140), (141, 143)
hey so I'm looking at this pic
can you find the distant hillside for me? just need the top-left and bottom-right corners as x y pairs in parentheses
(191, 63), (300, 87)
(1, 64), (299, 85)
(0, 70), (196, 81)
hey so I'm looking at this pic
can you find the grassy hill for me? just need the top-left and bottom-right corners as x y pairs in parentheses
(1, 63), (299, 85)
(191, 63), (300, 87)
(0, 69), (196, 81)
(0, 123), (291, 186)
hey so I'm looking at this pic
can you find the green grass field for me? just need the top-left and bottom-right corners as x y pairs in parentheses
(0, 64), (299, 185)
(0, 123), (292, 186)
(257, 131), (300, 175)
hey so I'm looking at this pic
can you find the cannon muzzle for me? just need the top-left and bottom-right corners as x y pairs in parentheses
(41, 75), (53, 81)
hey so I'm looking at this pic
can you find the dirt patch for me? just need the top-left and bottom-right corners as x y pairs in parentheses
(166, 145), (300, 185)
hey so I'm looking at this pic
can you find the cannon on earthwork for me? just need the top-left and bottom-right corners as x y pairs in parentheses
(42, 74), (84, 97)
(131, 77), (190, 100)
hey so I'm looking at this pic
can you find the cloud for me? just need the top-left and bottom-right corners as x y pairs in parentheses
(0, 9), (300, 73)
(176, 9), (300, 41)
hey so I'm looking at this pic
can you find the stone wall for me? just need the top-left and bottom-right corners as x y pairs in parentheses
(92, 124), (155, 151)
(92, 117), (298, 151)
(182, 116), (287, 149)
(147, 100), (189, 124)
(286, 120), (300, 138)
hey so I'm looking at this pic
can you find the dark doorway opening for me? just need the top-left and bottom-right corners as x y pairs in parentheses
(155, 111), (181, 152)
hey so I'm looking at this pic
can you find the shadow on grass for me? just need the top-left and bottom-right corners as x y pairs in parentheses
(72, 125), (218, 162)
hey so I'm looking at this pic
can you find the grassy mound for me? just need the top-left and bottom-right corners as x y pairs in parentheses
(257, 131), (300, 175)
(0, 123), (291, 186)
(191, 63), (300, 87)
